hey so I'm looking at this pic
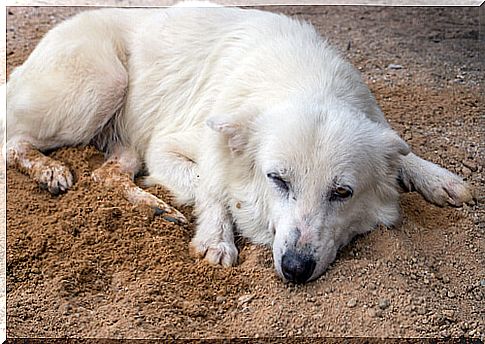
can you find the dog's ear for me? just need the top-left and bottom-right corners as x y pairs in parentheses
(207, 116), (247, 154)
(381, 128), (410, 157)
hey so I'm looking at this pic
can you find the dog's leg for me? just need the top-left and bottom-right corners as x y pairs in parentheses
(91, 146), (187, 224)
(189, 162), (238, 267)
(7, 136), (73, 195)
(143, 132), (201, 206)
(189, 199), (238, 267)
(143, 132), (237, 266)
(399, 152), (473, 207)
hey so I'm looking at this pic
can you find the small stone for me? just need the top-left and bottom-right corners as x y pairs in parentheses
(463, 160), (478, 172)
(347, 298), (357, 308)
(442, 309), (454, 319)
(378, 298), (390, 310)
(447, 291), (455, 298)
(417, 307), (427, 315)
(388, 63), (403, 70)
(461, 166), (472, 177)
(238, 294), (255, 305)
(216, 296), (227, 304)
(368, 308), (383, 318)
(440, 330), (450, 338)
(442, 276), (450, 283)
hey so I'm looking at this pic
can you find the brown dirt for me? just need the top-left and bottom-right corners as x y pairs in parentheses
(6, 5), (484, 340)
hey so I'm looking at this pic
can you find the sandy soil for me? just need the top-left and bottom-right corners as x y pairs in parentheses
(6, 5), (484, 340)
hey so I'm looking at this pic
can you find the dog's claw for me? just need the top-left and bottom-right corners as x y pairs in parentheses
(151, 206), (187, 224)
(163, 215), (181, 223)
(120, 184), (188, 224)
(152, 207), (166, 215)
(442, 182), (474, 207)
(153, 207), (187, 224)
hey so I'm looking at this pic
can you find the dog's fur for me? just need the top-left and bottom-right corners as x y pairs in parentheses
(7, 4), (472, 283)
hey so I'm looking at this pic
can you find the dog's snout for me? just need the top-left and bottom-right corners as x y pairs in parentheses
(281, 251), (316, 284)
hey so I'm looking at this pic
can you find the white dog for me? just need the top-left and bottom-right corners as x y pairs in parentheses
(7, 4), (472, 283)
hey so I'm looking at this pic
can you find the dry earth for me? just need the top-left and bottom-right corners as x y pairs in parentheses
(6, 5), (484, 340)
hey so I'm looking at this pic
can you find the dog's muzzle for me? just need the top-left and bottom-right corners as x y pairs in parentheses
(281, 250), (316, 284)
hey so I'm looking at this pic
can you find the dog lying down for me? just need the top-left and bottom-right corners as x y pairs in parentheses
(7, 3), (473, 284)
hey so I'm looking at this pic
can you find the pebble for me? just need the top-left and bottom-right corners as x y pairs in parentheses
(216, 296), (227, 304)
(388, 63), (403, 70)
(447, 291), (455, 298)
(461, 166), (472, 177)
(463, 160), (478, 172)
(368, 308), (383, 318)
(347, 298), (357, 308)
(238, 294), (255, 305)
(442, 309), (454, 319)
(439, 330), (450, 338)
(378, 298), (390, 310)
(442, 276), (450, 284)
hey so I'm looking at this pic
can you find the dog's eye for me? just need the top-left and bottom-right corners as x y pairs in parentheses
(267, 172), (290, 193)
(331, 185), (353, 201)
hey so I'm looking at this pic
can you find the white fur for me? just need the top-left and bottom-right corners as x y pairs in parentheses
(6, 4), (472, 282)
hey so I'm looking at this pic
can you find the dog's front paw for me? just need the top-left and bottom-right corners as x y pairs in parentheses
(189, 238), (238, 267)
(418, 167), (473, 207)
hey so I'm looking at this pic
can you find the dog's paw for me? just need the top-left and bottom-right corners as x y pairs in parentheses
(417, 167), (473, 207)
(93, 166), (188, 224)
(128, 188), (188, 224)
(33, 160), (73, 195)
(189, 239), (238, 267)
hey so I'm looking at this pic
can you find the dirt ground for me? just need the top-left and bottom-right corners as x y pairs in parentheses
(6, 5), (484, 340)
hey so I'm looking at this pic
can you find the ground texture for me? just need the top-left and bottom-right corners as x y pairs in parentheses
(6, 5), (484, 340)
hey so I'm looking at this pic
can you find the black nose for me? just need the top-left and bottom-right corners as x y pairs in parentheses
(281, 251), (316, 284)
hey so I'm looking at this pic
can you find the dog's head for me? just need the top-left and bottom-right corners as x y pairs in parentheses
(208, 99), (409, 283)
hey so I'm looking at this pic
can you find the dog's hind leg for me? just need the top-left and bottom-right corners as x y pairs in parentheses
(6, 10), (129, 194)
(399, 152), (473, 207)
(92, 146), (187, 224)
(7, 136), (73, 195)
